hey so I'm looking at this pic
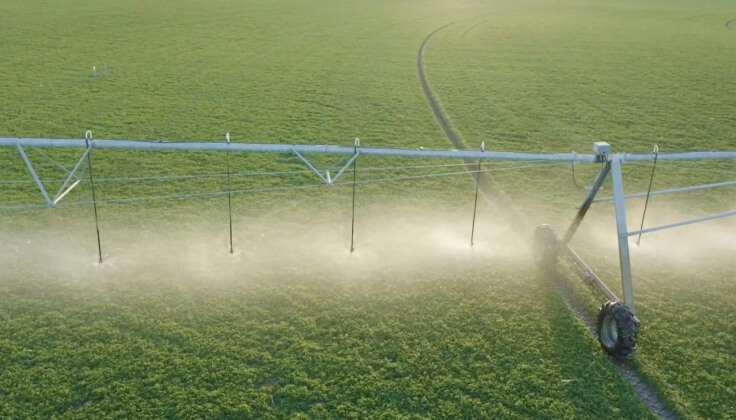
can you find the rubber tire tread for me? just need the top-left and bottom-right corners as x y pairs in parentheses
(597, 300), (639, 359)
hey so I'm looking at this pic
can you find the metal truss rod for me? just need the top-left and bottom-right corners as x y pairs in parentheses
(561, 162), (611, 245)
(31, 147), (74, 177)
(16, 144), (52, 206)
(627, 209), (736, 237)
(594, 179), (736, 203)
(293, 149), (329, 183)
(562, 244), (619, 302)
(331, 150), (359, 184)
(53, 180), (80, 204)
(52, 146), (92, 204)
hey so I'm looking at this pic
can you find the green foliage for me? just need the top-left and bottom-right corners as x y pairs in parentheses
(0, 266), (654, 419)
(422, 2), (735, 418)
(1, 0), (735, 418)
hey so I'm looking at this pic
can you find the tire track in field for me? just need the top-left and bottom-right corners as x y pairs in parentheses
(460, 19), (488, 39)
(417, 21), (465, 151)
(682, 13), (717, 20)
(416, 20), (528, 231)
(417, 22), (678, 420)
(550, 271), (679, 420)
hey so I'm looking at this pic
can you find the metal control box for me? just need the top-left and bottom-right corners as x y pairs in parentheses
(593, 142), (611, 157)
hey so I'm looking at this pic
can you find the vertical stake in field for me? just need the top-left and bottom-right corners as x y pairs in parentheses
(226, 133), (234, 254)
(636, 145), (658, 246)
(350, 138), (359, 253)
(85, 131), (103, 264)
(470, 141), (484, 247)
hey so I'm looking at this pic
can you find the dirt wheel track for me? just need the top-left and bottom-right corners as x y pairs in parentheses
(417, 21), (465, 150)
(550, 270), (678, 420)
(416, 21), (528, 232)
(417, 22), (678, 420)
(461, 19), (489, 39)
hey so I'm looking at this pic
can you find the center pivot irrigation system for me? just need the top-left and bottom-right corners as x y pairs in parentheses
(2, 133), (735, 358)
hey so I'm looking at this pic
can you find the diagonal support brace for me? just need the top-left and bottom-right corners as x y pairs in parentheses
(17, 143), (52, 206)
(330, 151), (359, 184)
(594, 179), (736, 203)
(627, 209), (736, 237)
(293, 149), (329, 184)
(561, 161), (611, 245)
(52, 145), (92, 204)
(31, 147), (76, 178)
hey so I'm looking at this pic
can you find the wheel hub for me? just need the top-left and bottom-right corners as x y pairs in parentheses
(600, 314), (618, 347)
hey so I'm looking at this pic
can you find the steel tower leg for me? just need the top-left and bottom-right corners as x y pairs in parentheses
(610, 157), (635, 314)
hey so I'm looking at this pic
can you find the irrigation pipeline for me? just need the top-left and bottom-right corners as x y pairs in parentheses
(417, 21), (678, 420)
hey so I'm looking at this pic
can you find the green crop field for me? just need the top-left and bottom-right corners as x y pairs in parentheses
(1, 0), (735, 418)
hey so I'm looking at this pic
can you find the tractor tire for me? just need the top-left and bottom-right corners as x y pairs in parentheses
(532, 224), (559, 270)
(597, 301), (640, 359)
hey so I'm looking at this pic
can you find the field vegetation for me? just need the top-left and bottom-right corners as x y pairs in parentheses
(1, 0), (735, 418)
(424, 2), (736, 418)
(1, 215), (656, 418)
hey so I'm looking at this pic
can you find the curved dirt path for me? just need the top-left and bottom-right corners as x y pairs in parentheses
(416, 21), (529, 232)
(417, 22), (678, 420)
(461, 19), (488, 39)
(417, 21), (464, 149)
